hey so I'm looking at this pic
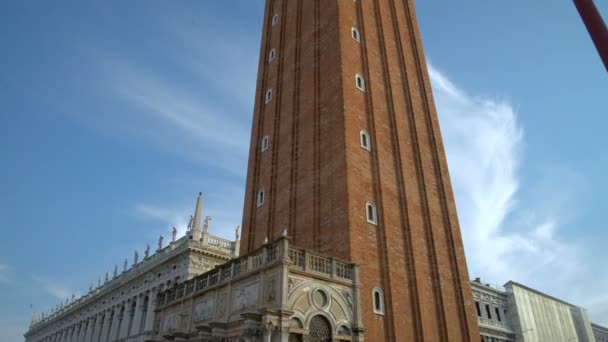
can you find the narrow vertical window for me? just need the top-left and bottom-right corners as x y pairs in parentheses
(261, 135), (269, 152)
(351, 27), (361, 42)
(265, 89), (273, 104)
(495, 307), (502, 322)
(272, 14), (279, 26)
(268, 49), (276, 63)
(372, 288), (384, 315)
(355, 74), (365, 91)
(257, 190), (265, 207)
(475, 301), (482, 317)
(366, 202), (377, 225)
(485, 304), (492, 319)
(360, 130), (371, 151)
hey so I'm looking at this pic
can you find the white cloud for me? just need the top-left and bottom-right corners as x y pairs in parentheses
(429, 64), (607, 324)
(31, 276), (75, 301)
(0, 264), (9, 283)
(133, 185), (243, 241)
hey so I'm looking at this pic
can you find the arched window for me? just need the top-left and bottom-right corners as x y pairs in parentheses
(261, 135), (269, 152)
(351, 27), (361, 42)
(257, 190), (265, 207)
(308, 315), (332, 341)
(355, 74), (365, 91)
(372, 287), (385, 315)
(360, 130), (371, 151)
(265, 89), (273, 104)
(272, 14), (279, 26)
(269, 48), (276, 63)
(366, 202), (377, 225)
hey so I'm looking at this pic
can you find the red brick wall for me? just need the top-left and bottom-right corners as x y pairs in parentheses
(240, 1), (479, 341)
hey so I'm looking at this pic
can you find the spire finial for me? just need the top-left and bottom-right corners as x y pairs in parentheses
(191, 192), (203, 241)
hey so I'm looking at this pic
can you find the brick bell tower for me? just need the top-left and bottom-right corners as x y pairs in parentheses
(240, 0), (479, 341)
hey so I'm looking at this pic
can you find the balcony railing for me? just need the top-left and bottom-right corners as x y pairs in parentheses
(157, 237), (357, 307)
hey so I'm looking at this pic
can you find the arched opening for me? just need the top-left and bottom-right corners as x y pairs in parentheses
(372, 287), (385, 315)
(360, 130), (371, 151)
(366, 202), (377, 225)
(308, 315), (332, 341)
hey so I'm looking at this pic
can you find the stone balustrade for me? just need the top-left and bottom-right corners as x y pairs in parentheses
(478, 317), (513, 332)
(158, 236), (356, 309)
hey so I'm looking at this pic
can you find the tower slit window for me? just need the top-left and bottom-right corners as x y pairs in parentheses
(257, 190), (265, 207)
(272, 14), (279, 26)
(269, 49), (276, 63)
(372, 288), (384, 315)
(360, 130), (371, 151)
(265, 89), (273, 104)
(261, 135), (269, 152)
(351, 27), (361, 42)
(366, 202), (377, 225)
(355, 74), (365, 91)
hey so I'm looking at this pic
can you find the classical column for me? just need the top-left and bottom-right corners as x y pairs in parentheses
(98, 310), (112, 342)
(143, 290), (157, 332)
(118, 299), (133, 338)
(90, 313), (103, 342)
(77, 321), (87, 341)
(108, 305), (122, 341)
(129, 295), (144, 336)
(67, 325), (75, 342)
(84, 317), (95, 342)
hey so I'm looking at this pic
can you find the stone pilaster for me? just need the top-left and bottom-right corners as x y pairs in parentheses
(130, 295), (145, 336)
(108, 306), (122, 341)
(118, 300), (133, 338)
(143, 290), (157, 332)
(84, 316), (94, 342)
(99, 310), (113, 342)
(77, 321), (87, 341)
(90, 313), (103, 342)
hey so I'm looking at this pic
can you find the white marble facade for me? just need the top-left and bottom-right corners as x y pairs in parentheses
(25, 194), (238, 342)
(151, 236), (363, 342)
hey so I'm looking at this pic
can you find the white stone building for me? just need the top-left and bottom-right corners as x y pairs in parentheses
(24, 194), (240, 342)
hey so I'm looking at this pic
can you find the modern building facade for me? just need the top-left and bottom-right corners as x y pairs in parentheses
(471, 278), (604, 342)
(593, 323), (608, 342)
(240, 0), (479, 340)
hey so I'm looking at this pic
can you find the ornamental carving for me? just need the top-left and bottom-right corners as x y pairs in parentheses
(190, 255), (213, 271)
(164, 313), (179, 333)
(217, 293), (227, 318)
(193, 298), (215, 322)
(233, 283), (259, 311)
(266, 277), (277, 303)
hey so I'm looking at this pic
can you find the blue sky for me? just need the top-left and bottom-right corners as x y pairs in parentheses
(1, 1), (606, 340)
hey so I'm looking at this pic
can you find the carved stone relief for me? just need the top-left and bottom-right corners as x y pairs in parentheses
(193, 298), (215, 322)
(164, 312), (179, 333)
(217, 293), (227, 318)
(266, 276), (277, 303)
(232, 283), (259, 312)
(288, 277), (304, 296)
(190, 255), (213, 271)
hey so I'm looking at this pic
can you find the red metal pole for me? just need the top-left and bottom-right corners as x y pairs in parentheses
(573, 0), (608, 71)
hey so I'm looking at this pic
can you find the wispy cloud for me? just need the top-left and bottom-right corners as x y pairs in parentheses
(0, 264), (9, 283)
(429, 64), (606, 324)
(134, 184), (243, 241)
(31, 276), (74, 301)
